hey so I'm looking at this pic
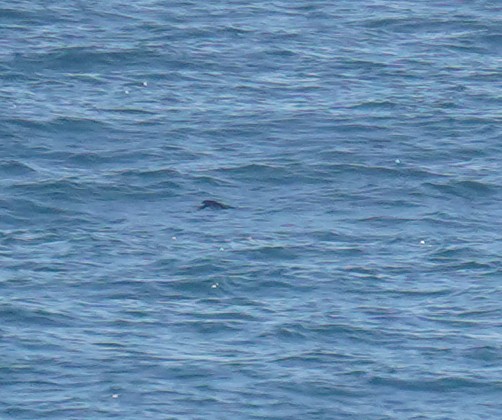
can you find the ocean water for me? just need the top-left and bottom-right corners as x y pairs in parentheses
(1, 1), (501, 418)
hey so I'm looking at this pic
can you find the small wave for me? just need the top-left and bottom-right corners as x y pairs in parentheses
(423, 179), (497, 199)
(0, 6), (46, 23)
(0, 303), (74, 328)
(98, 107), (158, 115)
(9, 175), (181, 203)
(0, 160), (36, 177)
(9, 179), (89, 202)
(46, 116), (111, 133)
(368, 375), (495, 392)
(314, 163), (401, 177)
(348, 100), (400, 111)
(5, 116), (111, 133)
(12, 46), (164, 72)
(113, 167), (181, 180)
(231, 245), (303, 261)
(4, 197), (76, 216)
(216, 163), (295, 184)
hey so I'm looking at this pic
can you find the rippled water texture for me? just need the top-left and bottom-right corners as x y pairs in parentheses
(1, 1), (501, 418)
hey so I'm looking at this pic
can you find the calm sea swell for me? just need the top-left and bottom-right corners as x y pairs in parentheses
(1, 0), (502, 419)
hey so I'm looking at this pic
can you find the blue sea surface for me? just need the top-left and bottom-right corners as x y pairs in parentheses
(1, 1), (501, 418)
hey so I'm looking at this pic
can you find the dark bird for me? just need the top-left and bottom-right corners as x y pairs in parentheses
(198, 200), (234, 210)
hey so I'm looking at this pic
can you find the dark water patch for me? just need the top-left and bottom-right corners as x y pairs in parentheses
(0, 160), (37, 177)
(12, 47), (167, 73)
(368, 375), (497, 392)
(383, 287), (452, 299)
(463, 346), (501, 363)
(423, 179), (498, 199)
(45, 116), (112, 134)
(216, 163), (296, 184)
(429, 245), (483, 259)
(175, 319), (244, 335)
(357, 216), (414, 226)
(64, 72), (109, 84)
(3, 197), (81, 218)
(308, 230), (363, 245)
(66, 149), (175, 169)
(0, 6), (51, 25)
(98, 107), (158, 115)
(231, 245), (303, 262)
(189, 310), (259, 322)
(348, 100), (400, 111)
(5, 116), (112, 135)
(10, 176), (182, 203)
(314, 163), (402, 178)
(9, 178), (91, 203)
(174, 259), (228, 277)
(66, 152), (118, 166)
(111, 167), (182, 182)
(0, 303), (74, 328)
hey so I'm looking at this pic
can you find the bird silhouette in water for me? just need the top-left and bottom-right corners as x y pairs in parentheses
(198, 200), (234, 210)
